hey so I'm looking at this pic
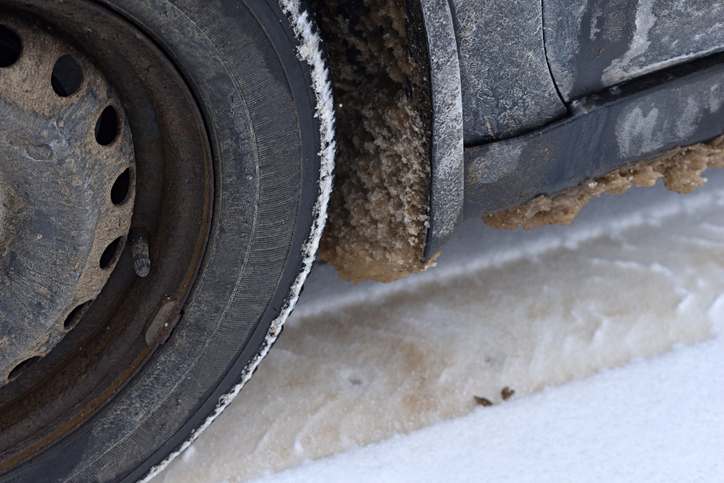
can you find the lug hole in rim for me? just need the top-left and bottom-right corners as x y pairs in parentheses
(95, 105), (119, 146)
(8, 356), (41, 381)
(63, 300), (93, 330)
(51, 54), (83, 97)
(0, 25), (22, 67)
(111, 168), (132, 205)
(99, 237), (123, 270)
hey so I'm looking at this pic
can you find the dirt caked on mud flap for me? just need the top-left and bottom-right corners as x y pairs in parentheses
(311, 0), (463, 282)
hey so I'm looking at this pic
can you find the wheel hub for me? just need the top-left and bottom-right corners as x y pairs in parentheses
(0, 0), (211, 470)
(0, 16), (135, 384)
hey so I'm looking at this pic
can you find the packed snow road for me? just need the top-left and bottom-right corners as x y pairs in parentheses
(152, 169), (724, 482)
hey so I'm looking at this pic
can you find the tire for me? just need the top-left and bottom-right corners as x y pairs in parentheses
(0, 0), (333, 481)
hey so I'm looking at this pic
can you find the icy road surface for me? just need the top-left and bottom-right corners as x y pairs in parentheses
(153, 170), (724, 482)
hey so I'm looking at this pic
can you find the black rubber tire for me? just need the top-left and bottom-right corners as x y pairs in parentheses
(2, 1), (325, 481)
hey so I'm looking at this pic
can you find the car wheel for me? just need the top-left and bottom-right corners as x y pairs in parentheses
(0, 0), (333, 481)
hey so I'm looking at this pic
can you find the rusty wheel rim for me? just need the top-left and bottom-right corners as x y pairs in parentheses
(0, 2), (212, 471)
(0, 17), (136, 384)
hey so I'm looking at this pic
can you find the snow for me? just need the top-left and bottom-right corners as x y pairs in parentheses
(251, 335), (724, 483)
(152, 168), (724, 483)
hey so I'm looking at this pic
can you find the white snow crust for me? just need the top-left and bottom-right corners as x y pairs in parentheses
(140, 1), (335, 481)
(152, 166), (724, 482)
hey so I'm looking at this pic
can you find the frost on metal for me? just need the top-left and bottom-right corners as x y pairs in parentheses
(545, 0), (724, 102)
(615, 78), (724, 159)
(468, 143), (524, 185)
(138, 1), (336, 481)
(452, 0), (565, 143)
(602, 0), (657, 87)
(484, 135), (724, 231)
(602, 0), (724, 88)
(541, 0), (587, 102)
(314, 0), (433, 283)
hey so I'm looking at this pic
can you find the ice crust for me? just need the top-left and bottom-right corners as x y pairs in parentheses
(315, 0), (432, 283)
(485, 134), (724, 230)
(152, 167), (724, 483)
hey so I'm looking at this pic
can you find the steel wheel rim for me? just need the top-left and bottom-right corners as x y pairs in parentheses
(0, 1), (212, 471)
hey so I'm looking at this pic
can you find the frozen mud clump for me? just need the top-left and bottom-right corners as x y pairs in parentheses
(312, 0), (433, 283)
(485, 135), (724, 230)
